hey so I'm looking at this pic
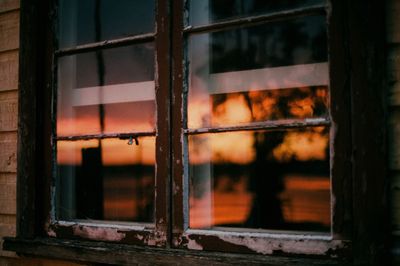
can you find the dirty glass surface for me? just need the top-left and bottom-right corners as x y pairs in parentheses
(188, 0), (325, 26)
(57, 43), (155, 136)
(187, 6), (330, 233)
(188, 15), (328, 128)
(59, 0), (155, 48)
(189, 128), (330, 232)
(56, 137), (155, 222)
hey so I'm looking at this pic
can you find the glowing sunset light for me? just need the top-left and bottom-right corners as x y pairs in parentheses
(57, 101), (155, 136)
(213, 95), (252, 125)
(273, 130), (328, 162)
(57, 137), (155, 166)
(189, 132), (255, 165)
(187, 99), (211, 128)
(288, 96), (315, 118)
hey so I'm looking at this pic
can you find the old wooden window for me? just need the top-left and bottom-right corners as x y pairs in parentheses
(13, 0), (391, 263)
(47, 0), (170, 245)
(170, 0), (350, 255)
(47, 0), (351, 254)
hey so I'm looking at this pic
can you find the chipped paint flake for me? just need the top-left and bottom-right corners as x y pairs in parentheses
(73, 225), (126, 242)
(187, 238), (203, 250)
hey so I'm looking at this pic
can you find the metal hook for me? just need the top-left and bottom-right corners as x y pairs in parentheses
(127, 136), (139, 146)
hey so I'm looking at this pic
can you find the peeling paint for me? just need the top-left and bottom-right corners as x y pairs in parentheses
(213, 235), (346, 255)
(186, 238), (203, 250)
(135, 234), (144, 241)
(47, 227), (57, 237)
(182, 229), (348, 256)
(72, 225), (126, 242)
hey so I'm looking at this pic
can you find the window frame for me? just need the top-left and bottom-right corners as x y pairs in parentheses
(44, 0), (171, 246)
(171, 0), (351, 256)
(5, 0), (389, 264)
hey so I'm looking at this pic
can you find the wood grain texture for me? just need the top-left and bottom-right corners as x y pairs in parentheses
(3, 237), (350, 266)
(0, 0), (19, 14)
(0, 90), (18, 131)
(347, 0), (388, 264)
(0, 256), (88, 266)
(0, 51), (18, 91)
(387, 0), (400, 44)
(388, 45), (400, 83)
(0, 221), (15, 237)
(0, 183), (16, 215)
(0, 172), (15, 184)
(0, 132), (17, 173)
(0, 10), (19, 52)
(392, 173), (400, 230)
(389, 109), (400, 171)
(389, 82), (400, 106)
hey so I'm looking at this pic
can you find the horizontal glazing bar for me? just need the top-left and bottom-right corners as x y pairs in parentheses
(184, 118), (330, 135)
(56, 131), (156, 141)
(55, 33), (155, 56)
(183, 4), (326, 34)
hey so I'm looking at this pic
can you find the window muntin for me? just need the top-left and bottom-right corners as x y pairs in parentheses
(188, 0), (325, 27)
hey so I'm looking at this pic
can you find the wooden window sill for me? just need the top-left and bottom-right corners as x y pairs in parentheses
(3, 237), (350, 265)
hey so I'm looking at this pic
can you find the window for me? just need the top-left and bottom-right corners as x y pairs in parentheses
(48, 0), (168, 245)
(7, 0), (389, 263)
(47, 0), (349, 254)
(170, 0), (350, 255)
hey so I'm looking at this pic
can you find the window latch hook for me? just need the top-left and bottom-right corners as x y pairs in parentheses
(128, 136), (139, 146)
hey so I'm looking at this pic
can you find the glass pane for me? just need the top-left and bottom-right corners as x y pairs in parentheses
(189, 127), (330, 232)
(56, 137), (155, 222)
(189, 0), (325, 26)
(59, 0), (155, 48)
(57, 43), (155, 136)
(188, 15), (328, 128)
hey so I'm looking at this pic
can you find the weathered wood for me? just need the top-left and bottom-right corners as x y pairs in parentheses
(3, 237), (351, 266)
(389, 82), (400, 106)
(184, 4), (326, 34)
(387, 45), (400, 83)
(56, 33), (155, 56)
(389, 109), (400, 170)
(0, 182), (16, 215)
(0, 222), (16, 236)
(392, 174), (400, 230)
(56, 131), (155, 141)
(0, 132), (17, 173)
(184, 118), (330, 135)
(0, 174), (16, 215)
(0, 0), (19, 14)
(347, 0), (389, 265)
(386, 0), (400, 44)
(0, 214), (16, 225)
(328, 0), (353, 241)
(0, 50), (18, 91)
(154, 0), (171, 246)
(0, 256), (87, 266)
(0, 173), (16, 186)
(0, 90), (18, 131)
(0, 11), (19, 52)
(16, 0), (51, 239)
